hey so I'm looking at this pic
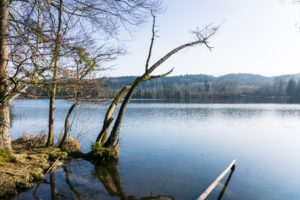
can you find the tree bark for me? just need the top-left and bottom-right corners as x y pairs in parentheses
(96, 86), (131, 144)
(0, 0), (12, 150)
(58, 101), (77, 148)
(104, 40), (205, 147)
(93, 16), (218, 157)
(46, 0), (63, 147)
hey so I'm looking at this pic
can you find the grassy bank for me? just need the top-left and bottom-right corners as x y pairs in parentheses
(0, 135), (72, 199)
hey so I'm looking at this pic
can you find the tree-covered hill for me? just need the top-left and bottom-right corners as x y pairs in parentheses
(26, 73), (300, 102)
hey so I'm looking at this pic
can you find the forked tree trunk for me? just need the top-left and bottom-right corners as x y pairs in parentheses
(96, 86), (131, 144)
(0, 0), (12, 150)
(46, 0), (63, 146)
(104, 40), (205, 148)
(93, 16), (217, 158)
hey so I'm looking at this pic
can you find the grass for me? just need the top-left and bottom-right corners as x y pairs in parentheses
(0, 135), (69, 198)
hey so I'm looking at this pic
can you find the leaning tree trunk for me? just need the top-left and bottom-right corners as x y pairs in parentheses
(58, 101), (77, 148)
(0, 0), (12, 150)
(46, 0), (63, 147)
(104, 40), (205, 148)
(96, 86), (131, 144)
(93, 15), (217, 159)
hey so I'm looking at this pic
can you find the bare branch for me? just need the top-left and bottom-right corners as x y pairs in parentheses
(144, 11), (156, 72)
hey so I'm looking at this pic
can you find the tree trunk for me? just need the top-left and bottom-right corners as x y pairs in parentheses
(47, 86), (56, 146)
(0, 0), (12, 150)
(104, 40), (203, 147)
(46, 0), (63, 147)
(58, 102), (77, 148)
(96, 86), (131, 144)
(93, 17), (217, 158)
(0, 103), (11, 150)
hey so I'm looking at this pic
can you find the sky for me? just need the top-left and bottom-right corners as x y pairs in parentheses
(105, 0), (300, 77)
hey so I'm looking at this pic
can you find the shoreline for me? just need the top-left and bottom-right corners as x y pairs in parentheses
(0, 138), (70, 199)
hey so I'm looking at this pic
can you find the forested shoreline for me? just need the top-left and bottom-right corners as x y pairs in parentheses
(25, 73), (300, 102)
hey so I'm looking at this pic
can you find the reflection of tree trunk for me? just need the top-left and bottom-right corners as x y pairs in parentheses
(94, 160), (127, 200)
(0, 0), (12, 150)
(50, 172), (57, 200)
(92, 160), (175, 200)
(63, 166), (81, 200)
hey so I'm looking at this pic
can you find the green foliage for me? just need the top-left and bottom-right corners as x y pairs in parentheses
(75, 47), (98, 71)
(286, 79), (300, 98)
(286, 79), (296, 96)
(0, 148), (16, 163)
(27, 73), (300, 101)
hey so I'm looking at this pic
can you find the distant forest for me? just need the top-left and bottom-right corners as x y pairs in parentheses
(26, 73), (300, 102)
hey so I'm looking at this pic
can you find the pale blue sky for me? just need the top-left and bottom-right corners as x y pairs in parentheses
(106, 0), (300, 77)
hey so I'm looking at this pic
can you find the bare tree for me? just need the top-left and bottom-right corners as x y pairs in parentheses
(91, 16), (218, 159)
(41, 0), (162, 147)
(0, 0), (48, 150)
(0, 0), (161, 149)
(0, 0), (61, 150)
(58, 46), (118, 149)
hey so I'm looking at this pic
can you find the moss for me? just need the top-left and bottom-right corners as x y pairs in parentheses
(0, 148), (16, 163)
(0, 140), (69, 199)
(30, 168), (45, 181)
(91, 142), (119, 161)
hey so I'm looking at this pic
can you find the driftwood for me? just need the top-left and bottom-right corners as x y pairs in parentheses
(197, 160), (236, 200)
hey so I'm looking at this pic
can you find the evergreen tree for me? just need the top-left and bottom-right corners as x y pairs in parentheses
(286, 79), (297, 97)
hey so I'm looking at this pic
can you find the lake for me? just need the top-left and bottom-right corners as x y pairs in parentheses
(11, 99), (300, 200)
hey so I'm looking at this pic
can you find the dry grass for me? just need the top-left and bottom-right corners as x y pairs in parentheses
(57, 133), (81, 153)
(13, 132), (47, 151)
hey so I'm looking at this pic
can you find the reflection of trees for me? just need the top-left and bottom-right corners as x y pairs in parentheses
(49, 172), (57, 200)
(92, 160), (175, 200)
(29, 159), (235, 200)
(32, 160), (174, 200)
(92, 160), (127, 199)
(63, 166), (81, 200)
(220, 108), (263, 119)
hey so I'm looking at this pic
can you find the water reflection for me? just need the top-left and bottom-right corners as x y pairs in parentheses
(217, 166), (235, 200)
(23, 160), (176, 200)
(11, 100), (300, 200)
(20, 159), (237, 200)
(63, 166), (81, 200)
(92, 160), (127, 199)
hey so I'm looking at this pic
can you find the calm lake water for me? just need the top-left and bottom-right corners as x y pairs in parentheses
(11, 99), (300, 200)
